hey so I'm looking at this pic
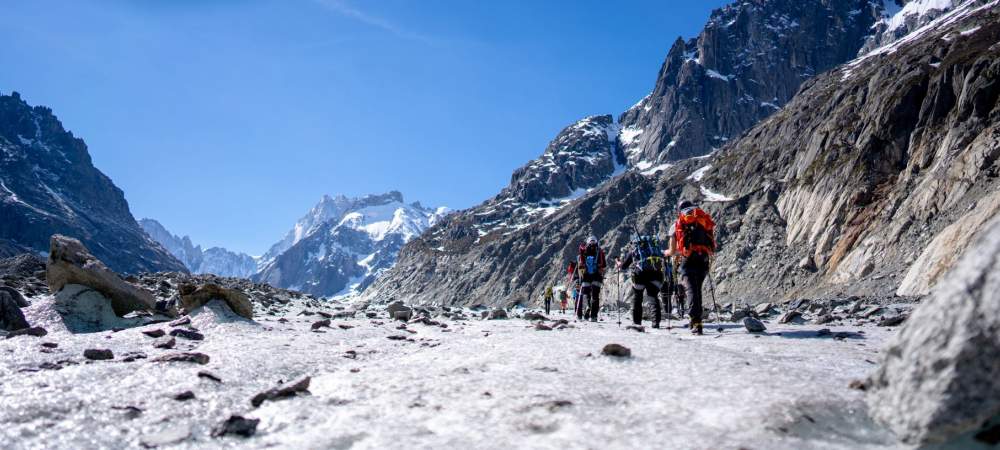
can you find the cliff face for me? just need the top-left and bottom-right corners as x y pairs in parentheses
(619, 0), (883, 165)
(365, 1), (1000, 308)
(0, 93), (186, 274)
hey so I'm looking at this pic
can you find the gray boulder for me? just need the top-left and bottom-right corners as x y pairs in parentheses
(0, 289), (30, 331)
(487, 309), (508, 320)
(0, 286), (29, 308)
(866, 217), (1000, 444)
(178, 283), (253, 320)
(386, 300), (411, 317)
(743, 317), (766, 333)
(45, 235), (157, 317)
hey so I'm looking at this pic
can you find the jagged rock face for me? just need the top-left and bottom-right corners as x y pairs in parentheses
(367, 1), (1000, 308)
(700, 1), (1000, 302)
(619, 0), (883, 166)
(139, 219), (204, 271)
(0, 93), (186, 274)
(464, 115), (625, 237)
(139, 219), (257, 278)
(504, 115), (623, 205)
(255, 192), (446, 298)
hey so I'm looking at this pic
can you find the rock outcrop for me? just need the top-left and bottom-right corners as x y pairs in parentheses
(178, 283), (253, 320)
(866, 216), (1000, 444)
(0, 92), (186, 274)
(46, 235), (157, 316)
(0, 288), (30, 331)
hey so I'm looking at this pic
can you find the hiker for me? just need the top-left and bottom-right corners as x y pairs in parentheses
(617, 235), (668, 328)
(577, 236), (607, 322)
(559, 288), (568, 313)
(669, 200), (716, 335)
(543, 286), (554, 315)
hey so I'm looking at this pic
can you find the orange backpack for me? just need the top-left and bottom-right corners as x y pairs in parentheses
(675, 208), (716, 257)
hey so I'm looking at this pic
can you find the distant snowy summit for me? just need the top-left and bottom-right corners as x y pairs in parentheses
(253, 191), (448, 298)
(139, 219), (258, 278)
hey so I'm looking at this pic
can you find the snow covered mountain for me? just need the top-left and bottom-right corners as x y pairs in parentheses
(139, 219), (258, 278)
(0, 92), (186, 274)
(254, 191), (447, 298)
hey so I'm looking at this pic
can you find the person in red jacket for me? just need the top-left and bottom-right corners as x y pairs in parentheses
(669, 200), (716, 335)
(576, 235), (606, 322)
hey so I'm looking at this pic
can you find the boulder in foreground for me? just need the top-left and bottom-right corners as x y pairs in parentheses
(866, 217), (1000, 444)
(46, 235), (157, 317)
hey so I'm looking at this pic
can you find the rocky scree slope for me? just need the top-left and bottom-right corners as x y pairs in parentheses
(366, 0), (1000, 308)
(139, 219), (257, 278)
(0, 92), (186, 274)
(254, 192), (447, 298)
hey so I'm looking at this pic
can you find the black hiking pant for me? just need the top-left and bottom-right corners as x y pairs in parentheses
(544, 297), (552, 315)
(631, 270), (664, 325)
(680, 252), (710, 325)
(580, 273), (603, 320)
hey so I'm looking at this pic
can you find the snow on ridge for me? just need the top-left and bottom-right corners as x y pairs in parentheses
(705, 69), (733, 81)
(886, 0), (956, 32)
(846, 0), (996, 80)
(700, 185), (734, 202)
(688, 165), (712, 182)
(640, 163), (673, 176)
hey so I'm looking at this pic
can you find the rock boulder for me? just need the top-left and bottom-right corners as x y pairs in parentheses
(867, 217), (1000, 444)
(178, 283), (253, 320)
(0, 289), (30, 331)
(46, 235), (157, 316)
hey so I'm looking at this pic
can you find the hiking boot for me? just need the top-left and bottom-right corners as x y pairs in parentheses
(652, 322), (660, 329)
(691, 321), (703, 335)
(589, 318), (597, 322)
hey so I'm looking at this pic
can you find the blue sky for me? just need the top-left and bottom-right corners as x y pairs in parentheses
(1, 0), (728, 255)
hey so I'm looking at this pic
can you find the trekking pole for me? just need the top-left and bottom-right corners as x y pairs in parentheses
(708, 260), (722, 330)
(616, 268), (622, 328)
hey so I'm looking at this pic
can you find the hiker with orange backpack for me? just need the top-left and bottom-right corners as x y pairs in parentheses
(669, 200), (716, 335)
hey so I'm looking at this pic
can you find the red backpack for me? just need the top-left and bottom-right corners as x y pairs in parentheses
(675, 208), (716, 257)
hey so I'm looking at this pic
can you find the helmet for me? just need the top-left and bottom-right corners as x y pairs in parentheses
(677, 199), (695, 211)
(586, 236), (598, 246)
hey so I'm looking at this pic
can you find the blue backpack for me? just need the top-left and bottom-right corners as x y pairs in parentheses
(585, 255), (598, 274)
(634, 236), (664, 272)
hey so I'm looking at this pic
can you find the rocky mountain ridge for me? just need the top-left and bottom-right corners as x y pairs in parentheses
(0, 92), (186, 274)
(139, 219), (258, 279)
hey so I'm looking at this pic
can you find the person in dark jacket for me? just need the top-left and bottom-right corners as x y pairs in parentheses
(576, 236), (606, 322)
(617, 235), (669, 328)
